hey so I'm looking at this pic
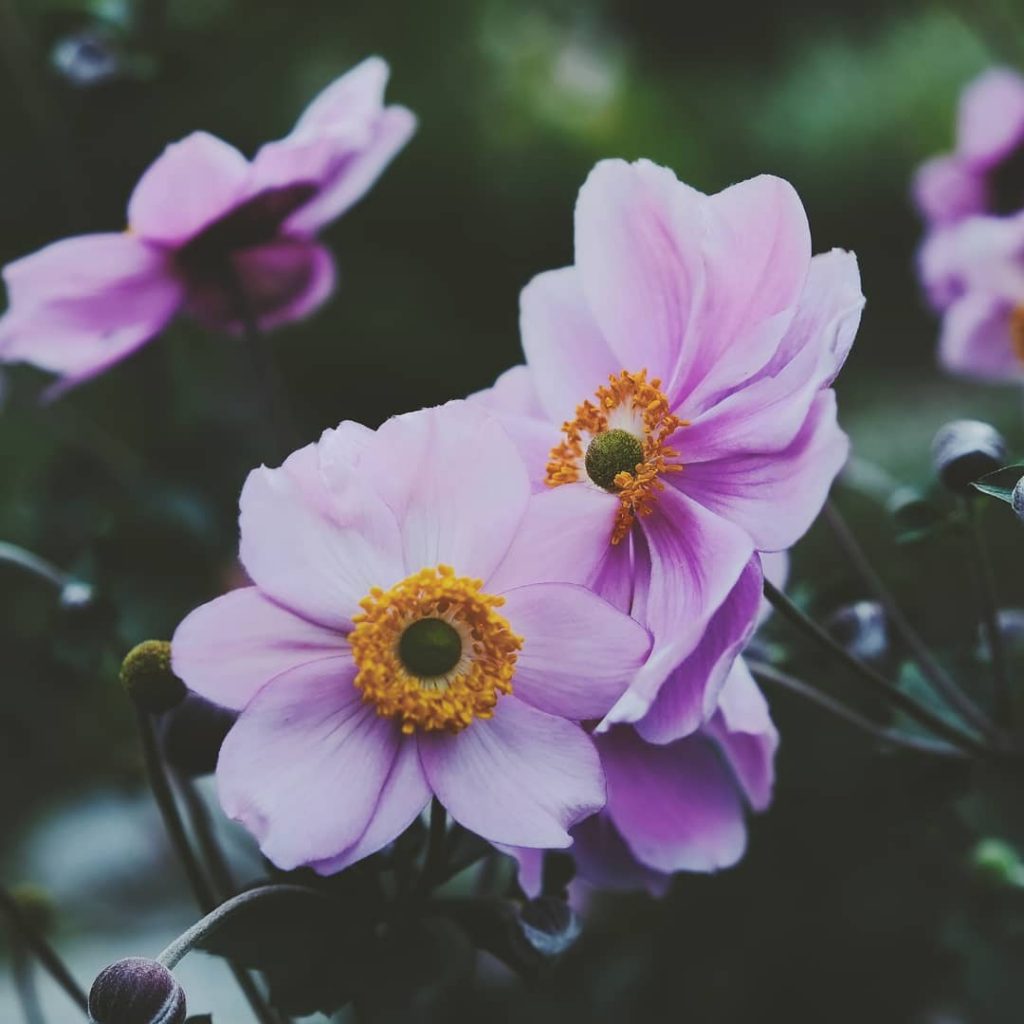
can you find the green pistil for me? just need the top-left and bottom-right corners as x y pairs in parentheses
(585, 429), (644, 491)
(398, 618), (462, 678)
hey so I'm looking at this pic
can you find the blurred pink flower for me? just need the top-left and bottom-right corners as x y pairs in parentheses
(0, 57), (415, 396)
(913, 68), (1024, 230)
(918, 212), (1024, 382)
(172, 401), (651, 873)
(475, 158), (862, 742)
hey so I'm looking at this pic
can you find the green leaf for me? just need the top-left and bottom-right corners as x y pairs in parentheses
(972, 465), (1024, 504)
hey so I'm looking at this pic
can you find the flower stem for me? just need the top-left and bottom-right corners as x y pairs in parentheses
(11, 936), (46, 1024)
(748, 660), (970, 759)
(0, 886), (87, 1016)
(132, 704), (282, 1024)
(221, 263), (296, 461)
(963, 498), (1015, 729)
(175, 770), (238, 902)
(156, 885), (328, 971)
(763, 580), (990, 756)
(0, 542), (73, 593)
(824, 500), (999, 740)
(417, 799), (448, 896)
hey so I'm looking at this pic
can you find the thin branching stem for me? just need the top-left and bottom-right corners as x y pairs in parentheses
(763, 580), (990, 757)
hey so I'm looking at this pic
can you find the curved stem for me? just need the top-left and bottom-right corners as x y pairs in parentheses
(824, 500), (999, 740)
(175, 771), (238, 902)
(0, 542), (72, 592)
(222, 263), (296, 460)
(12, 937), (47, 1024)
(749, 660), (970, 759)
(0, 887), (87, 1016)
(133, 704), (281, 1024)
(763, 581), (990, 757)
(156, 885), (327, 970)
(963, 498), (1014, 729)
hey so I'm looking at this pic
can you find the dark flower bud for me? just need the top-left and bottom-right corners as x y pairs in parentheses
(10, 884), (54, 934)
(931, 420), (1008, 495)
(825, 601), (890, 668)
(88, 958), (186, 1024)
(161, 694), (237, 777)
(120, 642), (186, 714)
(51, 29), (122, 89)
(59, 579), (96, 611)
(1012, 478), (1024, 522)
(517, 897), (581, 958)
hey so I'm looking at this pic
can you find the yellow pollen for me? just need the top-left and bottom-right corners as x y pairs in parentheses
(1010, 305), (1024, 366)
(546, 369), (687, 545)
(348, 565), (522, 735)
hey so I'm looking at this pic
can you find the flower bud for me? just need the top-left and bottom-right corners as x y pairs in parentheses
(120, 642), (186, 714)
(10, 884), (54, 934)
(1012, 477), (1024, 522)
(161, 694), (237, 777)
(931, 420), (1008, 495)
(59, 580), (96, 612)
(825, 601), (890, 668)
(88, 958), (186, 1024)
(517, 897), (581, 958)
(51, 29), (122, 89)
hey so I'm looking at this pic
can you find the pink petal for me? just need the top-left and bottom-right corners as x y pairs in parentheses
(519, 266), (619, 423)
(216, 659), (402, 870)
(291, 56), (392, 135)
(418, 697), (605, 848)
(128, 132), (251, 246)
(599, 726), (747, 874)
(238, 453), (404, 630)
(172, 586), (346, 711)
(468, 364), (545, 419)
(309, 739), (431, 875)
(185, 239), (337, 333)
(600, 488), (754, 730)
(574, 159), (703, 391)
(704, 659), (778, 812)
(349, 402), (532, 582)
(912, 155), (986, 226)
(677, 391), (849, 552)
(0, 233), (182, 394)
(571, 812), (670, 896)
(681, 248), (863, 461)
(958, 68), (1024, 168)
(939, 292), (1023, 383)
(486, 483), (618, 593)
(677, 174), (812, 410)
(634, 558), (763, 743)
(500, 583), (650, 720)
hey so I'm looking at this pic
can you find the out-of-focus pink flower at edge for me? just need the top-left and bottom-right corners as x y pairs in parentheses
(474, 157), (863, 745)
(913, 69), (1024, 384)
(0, 57), (415, 397)
(172, 401), (652, 874)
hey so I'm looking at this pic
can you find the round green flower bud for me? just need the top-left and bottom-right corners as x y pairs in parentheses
(88, 958), (186, 1024)
(399, 618), (462, 678)
(120, 641), (186, 714)
(585, 429), (644, 491)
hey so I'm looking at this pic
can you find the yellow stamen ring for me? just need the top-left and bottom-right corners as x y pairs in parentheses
(349, 566), (522, 734)
(545, 369), (687, 545)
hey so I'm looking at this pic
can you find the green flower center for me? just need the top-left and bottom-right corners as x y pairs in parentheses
(398, 617), (463, 678)
(585, 429), (645, 491)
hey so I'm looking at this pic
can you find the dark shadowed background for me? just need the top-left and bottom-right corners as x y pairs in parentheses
(3, 1), (1024, 1021)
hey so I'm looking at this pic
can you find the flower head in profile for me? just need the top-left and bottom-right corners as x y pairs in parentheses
(913, 68), (1024, 231)
(477, 158), (862, 741)
(172, 401), (650, 872)
(0, 57), (414, 396)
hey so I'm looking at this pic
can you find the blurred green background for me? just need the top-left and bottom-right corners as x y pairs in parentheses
(4, 0), (1024, 1021)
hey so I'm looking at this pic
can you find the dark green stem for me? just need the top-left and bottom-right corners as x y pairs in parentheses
(748, 660), (969, 759)
(133, 704), (281, 1024)
(763, 581), (990, 757)
(963, 498), (1014, 729)
(417, 799), (448, 896)
(0, 887), (87, 1016)
(11, 938), (46, 1024)
(824, 500), (999, 740)
(175, 771), (238, 902)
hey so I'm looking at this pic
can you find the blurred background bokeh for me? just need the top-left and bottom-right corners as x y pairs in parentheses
(4, 0), (1024, 1021)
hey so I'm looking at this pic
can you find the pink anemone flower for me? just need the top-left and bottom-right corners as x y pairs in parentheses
(0, 57), (414, 397)
(475, 158), (863, 742)
(172, 401), (651, 873)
